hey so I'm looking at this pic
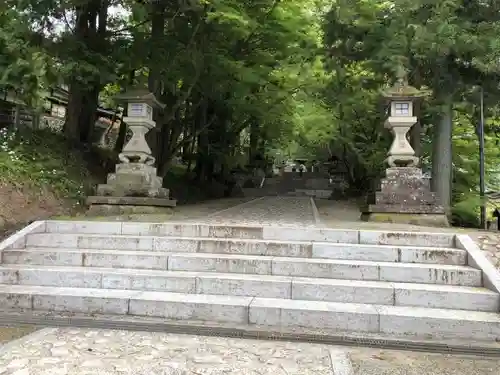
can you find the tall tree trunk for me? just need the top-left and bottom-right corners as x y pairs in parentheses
(146, 1), (166, 165)
(114, 70), (135, 153)
(249, 117), (259, 164)
(79, 85), (100, 143)
(148, 2), (166, 98)
(409, 66), (422, 158)
(81, 0), (109, 143)
(194, 98), (208, 181)
(410, 102), (421, 159)
(431, 99), (453, 211)
(64, 84), (84, 142)
(63, 0), (109, 144)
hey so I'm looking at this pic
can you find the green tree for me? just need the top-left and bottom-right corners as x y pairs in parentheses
(322, 0), (500, 208)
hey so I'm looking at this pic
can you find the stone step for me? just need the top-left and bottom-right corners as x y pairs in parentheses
(0, 284), (499, 340)
(21, 233), (465, 264)
(250, 297), (500, 340)
(293, 278), (498, 311)
(0, 265), (496, 311)
(2, 249), (482, 286)
(312, 243), (465, 265)
(41, 221), (455, 247)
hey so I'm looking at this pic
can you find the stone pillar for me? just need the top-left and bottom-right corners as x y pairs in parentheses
(86, 89), (176, 215)
(361, 69), (448, 227)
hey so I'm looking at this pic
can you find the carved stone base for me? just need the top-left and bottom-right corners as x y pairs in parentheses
(361, 167), (448, 227)
(86, 162), (177, 214)
(96, 163), (170, 199)
(86, 196), (176, 216)
(360, 212), (449, 227)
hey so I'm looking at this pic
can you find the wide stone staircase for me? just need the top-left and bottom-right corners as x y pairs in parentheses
(1, 220), (500, 342)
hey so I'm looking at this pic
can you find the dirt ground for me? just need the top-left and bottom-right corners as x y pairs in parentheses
(0, 326), (39, 345)
(347, 346), (500, 375)
(0, 183), (75, 241)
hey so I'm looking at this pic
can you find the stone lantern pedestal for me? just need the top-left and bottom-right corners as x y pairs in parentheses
(361, 70), (448, 227)
(86, 89), (176, 215)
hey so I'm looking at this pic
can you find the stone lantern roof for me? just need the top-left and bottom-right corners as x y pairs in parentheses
(114, 88), (165, 109)
(381, 66), (429, 101)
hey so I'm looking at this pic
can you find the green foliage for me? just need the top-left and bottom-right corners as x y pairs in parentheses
(0, 128), (90, 200)
(451, 199), (481, 228)
(0, 9), (53, 108)
(2, 0), (500, 229)
(315, 0), (500, 209)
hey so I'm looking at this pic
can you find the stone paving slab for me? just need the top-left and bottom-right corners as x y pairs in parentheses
(203, 197), (318, 226)
(0, 327), (333, 375)
(51, 198), (255, 224)
(1, 327), (500, 375)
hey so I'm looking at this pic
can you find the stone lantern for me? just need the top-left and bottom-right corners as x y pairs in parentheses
(360, 68), (448, 227)
(117, 90), (161, 165)
(86, 88), (176, 215)
(382, 67), (423, 168)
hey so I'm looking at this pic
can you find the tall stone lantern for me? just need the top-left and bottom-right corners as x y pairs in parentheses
(117, 90), (162, 165)
(86, 89), (176, 215)
(361, 68), (448, 227)
(383, 69), (421, 168)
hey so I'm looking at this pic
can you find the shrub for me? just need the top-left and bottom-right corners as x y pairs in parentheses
(450, 198), (481, 228)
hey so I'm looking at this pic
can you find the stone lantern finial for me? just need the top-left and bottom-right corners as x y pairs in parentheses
(395, 65), (408, 89)
(382, 66), (422, 100)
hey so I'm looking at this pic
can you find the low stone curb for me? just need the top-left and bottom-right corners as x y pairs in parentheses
(310, 197), (323, 225)
(456, 235), (500, 298)
(0, 311), (499, 357)
(0, 221), (46, 251)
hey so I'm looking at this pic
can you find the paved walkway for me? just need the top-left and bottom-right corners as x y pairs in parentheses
(1, 328), (499, 375)
(73, 197), (318, 227)
(198, 196), (318, 226)
(0, 328), (333, 375)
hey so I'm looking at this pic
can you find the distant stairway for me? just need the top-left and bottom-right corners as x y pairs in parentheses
(0, 220), (499, 342)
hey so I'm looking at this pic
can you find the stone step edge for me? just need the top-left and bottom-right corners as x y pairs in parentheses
(45, 219), (454, 235)
(25, 233), (458, 251)
(0, 310), (498, 357)
(1, 284), (499, 323)
(1, 264), (495, 295)
(5, 248), (476, 270)
(40, 220), (455, 247)
(3, 266), (496, 311)
(1, 286), (500, 341)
